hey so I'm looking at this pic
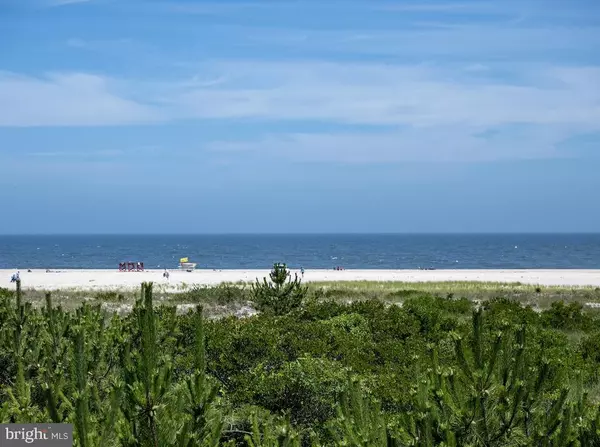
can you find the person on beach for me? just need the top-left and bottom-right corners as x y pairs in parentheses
(301, 267), (305, 278)
(163, 269), (170, 280)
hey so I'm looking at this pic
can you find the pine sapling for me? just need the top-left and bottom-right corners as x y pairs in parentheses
(252, 263), (308, 315)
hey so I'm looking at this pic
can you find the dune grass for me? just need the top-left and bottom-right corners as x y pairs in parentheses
(309, 280), (600, 308)
(7, 280), (600, 316)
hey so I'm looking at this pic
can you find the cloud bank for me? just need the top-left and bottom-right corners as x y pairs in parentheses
(1, 0), (598, 163)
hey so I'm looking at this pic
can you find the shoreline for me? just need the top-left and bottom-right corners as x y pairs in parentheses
(2, 268), (600, 290)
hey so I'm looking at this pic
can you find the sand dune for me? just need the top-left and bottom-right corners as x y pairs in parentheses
(1, 269), (600, 291)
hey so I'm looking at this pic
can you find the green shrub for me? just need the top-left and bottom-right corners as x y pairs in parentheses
(294, 299), (347, 321)
(402, 295), (462, 338)
(385, 289), (431, 300)
(2, 280), (600, 445)
(176, 285), (215, 303)
(578, 331), (600, 384)
(250, 357), (350, 429)
(541, 301), (593, 330)
(94, 291), (124, 302)
(321, 312), (370, 337)
(580, 331), (600, 365)
(214, 283), (249, 305)
(322, 288), (366, 300)
(252, 263), (308, 315)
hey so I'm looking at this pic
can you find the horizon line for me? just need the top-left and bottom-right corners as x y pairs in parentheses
(1, 232), (600, 237)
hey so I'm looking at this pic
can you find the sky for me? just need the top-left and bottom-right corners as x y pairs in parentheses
(1, 0), (599, 234)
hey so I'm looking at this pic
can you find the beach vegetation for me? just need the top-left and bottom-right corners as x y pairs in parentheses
(251, 263), (308, 315)
(1, 278), (600, 445)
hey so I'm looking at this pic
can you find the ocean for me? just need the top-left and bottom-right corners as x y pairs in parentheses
(0, 234), (599, 270)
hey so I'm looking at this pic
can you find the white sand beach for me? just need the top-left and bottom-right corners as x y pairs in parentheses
(1, 269), (600, 291)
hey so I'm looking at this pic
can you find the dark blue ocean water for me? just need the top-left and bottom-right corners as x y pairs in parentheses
(1, 234), (600, 270)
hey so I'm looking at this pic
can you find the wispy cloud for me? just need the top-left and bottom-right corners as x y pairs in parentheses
(158, 0), (597, 27)
(48, 0), (92, 6)
(164, 2), (274, 15)
(170, 61), (600, 128)
(0, 72), (159, 126)
(66, 37), (139, 51)
(376, 2), (495, 13)
(205, 124), (574, 163)
(161, 1), (504, 16)
(185, 59), (598, 162)
(27, 149), (124, 157)
(1, 60), (598, 163)
(2, 0), (598, 163)
(0, 0), (94, 10)
(238, 24), (600, 60)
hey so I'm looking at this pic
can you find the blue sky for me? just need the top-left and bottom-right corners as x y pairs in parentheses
(1, 0), (599, 234)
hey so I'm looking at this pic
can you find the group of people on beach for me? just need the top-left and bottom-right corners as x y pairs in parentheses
(9, 271), (20, 283)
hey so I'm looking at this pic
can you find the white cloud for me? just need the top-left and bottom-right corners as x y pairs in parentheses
(239, 25), (600, 58)
(49, 0), (92, 6)
(182, 60), (598, 163)
(173, 61), (600, 129)
(376, 2), (495, 13)
(66, 37), (139, 50)
(0, 72), (160, 126)
(204, 125), (572, 163)
(161, 1), (508, 17)
(2, 0), (597, 165)
(1, 60), (598, 162)
(3, 62), (599, 132)
(164, 2), (274, 14)
(27, 149), (124, 157)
